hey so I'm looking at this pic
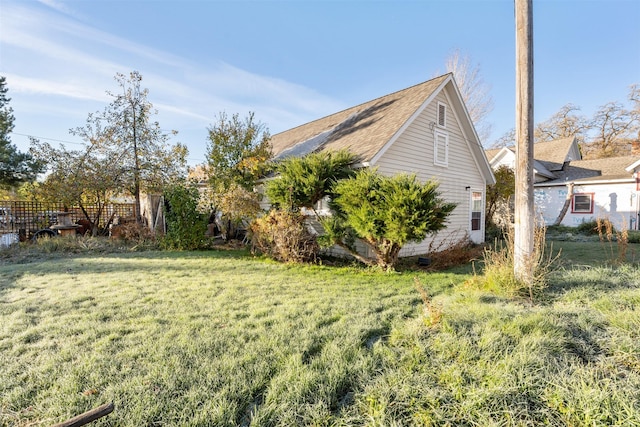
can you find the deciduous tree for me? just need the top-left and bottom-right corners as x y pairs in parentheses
(205, 112), (271, 194)
(90, 71), (188, 222)
(29, 138), (126, 235)
(588, 101), (636, 157)
(445, 49), (494, 143)
(534, 103), (588, 143)
(485, 165), (515, 229)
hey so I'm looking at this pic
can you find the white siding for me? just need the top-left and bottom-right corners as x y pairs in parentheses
(535, 181), (638, 231)
(374, 90), (486, 255)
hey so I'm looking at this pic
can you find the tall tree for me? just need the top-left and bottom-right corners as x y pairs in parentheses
(588, 100), (637, 158)
(0, 76), (43, 188)
(205, 112), (271, 240)
(445, 49), (494, 143)
(86, 71), (188, 222)
(205, 111), (271, 195)
(534, 103), (588, 143)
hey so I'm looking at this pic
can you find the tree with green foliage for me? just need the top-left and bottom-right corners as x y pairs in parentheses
(206, 112), (271, 193)
(80, 71), (188, 223)
(485, 165), (515, 230)
(327, 169), (456, 270)
(30, 139), (127, 235)
(266, 150), (356, 211)
(0, 76), (43, 188)
(162, 181), (208, 250)
(205, 112), (271, 240)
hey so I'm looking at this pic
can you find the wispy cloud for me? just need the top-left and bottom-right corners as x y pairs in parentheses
(0, 0), (344, 162)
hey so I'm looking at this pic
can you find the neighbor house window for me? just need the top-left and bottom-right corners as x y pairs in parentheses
(434, 130), (448, 166)
(471, 191), (483, 231)
(571, 193), (594, 213)
(437, 102), (447, 128)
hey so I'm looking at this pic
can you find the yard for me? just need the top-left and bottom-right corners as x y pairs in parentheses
(1, 240), (639, 426)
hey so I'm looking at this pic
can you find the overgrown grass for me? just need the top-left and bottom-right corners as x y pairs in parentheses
(1, 246), (639, 426)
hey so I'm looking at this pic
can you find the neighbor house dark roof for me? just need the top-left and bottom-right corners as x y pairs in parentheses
(536, 156), (640, 186)
(270, 74), (450, 162)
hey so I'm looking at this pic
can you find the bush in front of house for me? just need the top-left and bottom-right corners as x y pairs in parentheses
(250, 209), (318, 263)
(327, 169), (456, 271)
(262, 151), (456, 271)
(576, 219), (602, 235)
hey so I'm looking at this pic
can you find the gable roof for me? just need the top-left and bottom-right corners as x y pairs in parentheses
(271, 74), (450, 162)
(270, 73), (494, 184)
(532, 137), (581, 171)
(488, 146), (556, 179)
(536, 156), (640, 186)
(485, 137), (581, 171)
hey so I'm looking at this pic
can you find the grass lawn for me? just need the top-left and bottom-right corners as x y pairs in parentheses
(1, 241), (640, 426)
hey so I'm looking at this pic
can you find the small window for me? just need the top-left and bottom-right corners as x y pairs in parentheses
(571, 193), (594, 214)
(434, 130), (448, 166)
(471, 191), (483, 231)
(437, 102), (447, 128)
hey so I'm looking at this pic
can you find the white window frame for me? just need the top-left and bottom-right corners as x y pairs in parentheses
(437, 102), (447, 128)
(434, 129), (449, 167)
(470, 191), (483, 231)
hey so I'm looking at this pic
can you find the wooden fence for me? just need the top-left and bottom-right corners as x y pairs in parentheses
(0, 201), (135, 239)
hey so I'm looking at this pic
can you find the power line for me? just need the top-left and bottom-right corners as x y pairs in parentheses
(13, 132), (87, 146)
(14, 132), (205, 163)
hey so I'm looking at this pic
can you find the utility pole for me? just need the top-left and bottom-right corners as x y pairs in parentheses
(514, 0), (534, 283)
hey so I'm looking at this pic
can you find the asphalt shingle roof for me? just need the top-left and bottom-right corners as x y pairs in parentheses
(538, 156), (638, 185)
(270, 74), (450, 162)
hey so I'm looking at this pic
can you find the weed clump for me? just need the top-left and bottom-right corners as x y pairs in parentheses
(596, 217), (631, 265)
(414, 277), (443, 327)
(468, 225), (560, 303)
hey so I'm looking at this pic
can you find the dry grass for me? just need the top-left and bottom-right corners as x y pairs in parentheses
(596, 217), (630, 265)
(468, 225), (561, 302)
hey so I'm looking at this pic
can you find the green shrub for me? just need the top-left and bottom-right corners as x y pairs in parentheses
(627, 230), (640, 244)
(265, 150), (356, 210)
(576, 220), (602, 235)
(329, 169), (456, 271)
(161, 182), (208, 250)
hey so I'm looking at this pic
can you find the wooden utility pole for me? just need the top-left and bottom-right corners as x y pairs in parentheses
(514, 0), (534, 283)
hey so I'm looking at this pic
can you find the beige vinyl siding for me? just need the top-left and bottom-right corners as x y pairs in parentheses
(374, 90), (486, 255)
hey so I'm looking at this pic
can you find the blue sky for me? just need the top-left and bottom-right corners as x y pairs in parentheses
(1, 0), (639, 166)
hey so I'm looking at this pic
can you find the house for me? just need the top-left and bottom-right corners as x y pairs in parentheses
(486, 137), (640, 231)
(268, 73), (495, 256)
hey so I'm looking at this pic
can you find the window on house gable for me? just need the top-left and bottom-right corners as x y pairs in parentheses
(434, 130), (448, 166)
(437, 102), (447, 128)
(571, 193), (594, 214)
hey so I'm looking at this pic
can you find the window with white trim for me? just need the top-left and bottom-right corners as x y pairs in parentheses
(437, 102), (447, 128)
(434, 130), (448, 166)
(571, 193), (594, 213)
(471, 191), (483, 231)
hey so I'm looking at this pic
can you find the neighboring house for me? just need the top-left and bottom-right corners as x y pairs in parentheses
(268, 73), (495, 257)
(486, 137), (640, 231)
